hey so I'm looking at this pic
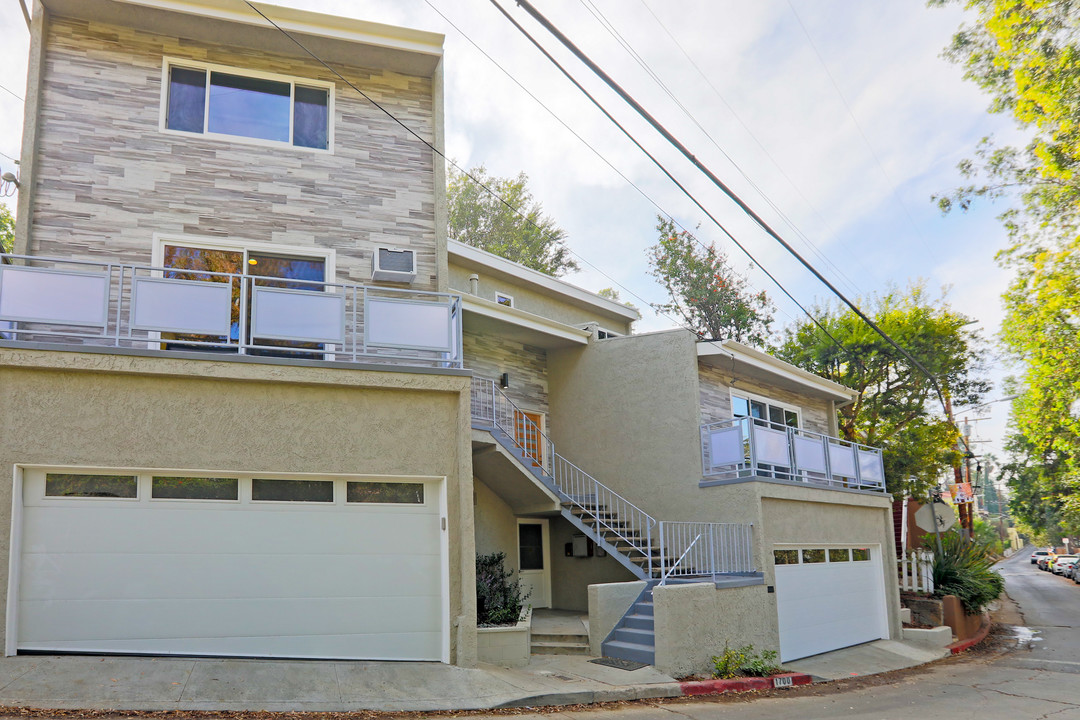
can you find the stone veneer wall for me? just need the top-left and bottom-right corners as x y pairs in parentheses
(29, 16), (438, 289)
(698, 363), (832, 434)
(463, 330), (549, 430)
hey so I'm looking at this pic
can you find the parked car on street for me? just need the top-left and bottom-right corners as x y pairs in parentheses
(1032, 550), (1051, 565)
(1038, 554), (1055, 571)
(1063, 559), (1080, 579)
(1055, 556), (1079, 577)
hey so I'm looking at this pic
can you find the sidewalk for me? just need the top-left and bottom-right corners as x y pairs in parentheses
(0, 635), (955, 713)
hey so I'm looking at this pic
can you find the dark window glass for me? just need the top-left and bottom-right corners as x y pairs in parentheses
(347, 482), (424, 504)
(46, 474), (137, 498)
(152, 476), (238, 500)
(773, 549), (799, 565)
(750, 400), (767, 420)
(167, 66), (206, 133)
(802, 548), (826, 564)
(768, 406), (785, 425)
(252, 478), (333, 502)
(293, 85), (329, 149)
(829, 548), (851, 562)
(208, 72), (290, 142)
(784, 410), (799, 428)
(852, 547), (870, 562)
(519, 523), (544, 570)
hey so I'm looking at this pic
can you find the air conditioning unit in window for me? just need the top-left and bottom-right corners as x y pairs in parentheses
(372, 247), (416, 283)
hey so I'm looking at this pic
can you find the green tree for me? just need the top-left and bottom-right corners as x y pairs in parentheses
(932, 0), (1080, 537)
(647, 216), (774, 346)
(774, 284), (991, 498)
(446, 164), (578, 277)
(0, 204), (13, 254)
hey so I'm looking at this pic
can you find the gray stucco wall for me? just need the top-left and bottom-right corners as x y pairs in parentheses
(449, 264), (634, 335)
(26, 15), (439, 289)
(473, 479), (520, 570)
(698, 362), (832, 435)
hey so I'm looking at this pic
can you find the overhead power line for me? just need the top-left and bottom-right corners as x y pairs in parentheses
(485, 0), (846, 350)
(509, 0), (946, 409)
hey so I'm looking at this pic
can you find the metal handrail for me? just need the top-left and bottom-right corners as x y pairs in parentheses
(471, 378), (757, 578)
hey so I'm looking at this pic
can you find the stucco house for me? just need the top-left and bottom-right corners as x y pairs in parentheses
(0, 0), (900, 676)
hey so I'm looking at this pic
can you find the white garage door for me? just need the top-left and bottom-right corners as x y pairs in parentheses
(15, 469), (447, 661)
(774, 546), (889, 662)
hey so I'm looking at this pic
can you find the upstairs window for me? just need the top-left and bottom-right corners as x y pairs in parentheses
(731, 392), (800, 429)
(163, 60), (332, 151)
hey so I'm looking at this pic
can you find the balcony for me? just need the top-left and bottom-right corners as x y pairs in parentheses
(0, 254), (462, 369)
(701, 417), (886, 492)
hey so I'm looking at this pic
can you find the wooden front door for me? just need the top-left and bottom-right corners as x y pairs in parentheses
(514, 410), (544, 467)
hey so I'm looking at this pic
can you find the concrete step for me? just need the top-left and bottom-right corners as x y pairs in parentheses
(623, 613), (654, 631)
(531, 641), (591, 656)
(602, 639), (655, 665)
(633, 600), (654, 617)
(612, 627), (655, 645)
(531, 632), (590, 644)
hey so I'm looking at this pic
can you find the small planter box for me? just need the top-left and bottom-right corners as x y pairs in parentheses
(477, 607), (532, 668)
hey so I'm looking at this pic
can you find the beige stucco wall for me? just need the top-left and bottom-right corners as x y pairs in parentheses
(548, 515), (637, 611)
(698, 362), (833, 435)
(0, 347), (477, 664)
(588, 580), (646, 656)
(548, 329), (711, 521)
(23, 14), (440, 289)
(449, 264), (634, 335)
(473, 478), (519, 569)
(653, 582), (777, 677)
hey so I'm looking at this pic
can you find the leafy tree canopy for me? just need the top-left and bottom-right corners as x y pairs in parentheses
(774, 284), (991, 498)
(932, 0), (1080, 538)
(0, 204), (13, 254)
(446, 164), (578, 277)
(647, 216), (774, 346)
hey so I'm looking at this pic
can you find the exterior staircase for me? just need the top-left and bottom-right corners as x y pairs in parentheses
(470, 377), (755, 663)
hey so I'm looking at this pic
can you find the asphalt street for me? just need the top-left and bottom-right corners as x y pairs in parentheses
(470, 546), (1080, 720)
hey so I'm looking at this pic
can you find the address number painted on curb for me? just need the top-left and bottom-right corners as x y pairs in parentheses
(772, 676), (794, 688)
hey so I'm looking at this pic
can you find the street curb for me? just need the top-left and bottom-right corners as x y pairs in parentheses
(679, 672), (813, 695)
(947, 613), (992, 654)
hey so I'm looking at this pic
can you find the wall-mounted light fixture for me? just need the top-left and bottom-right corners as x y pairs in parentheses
(500, 373), (510, 389)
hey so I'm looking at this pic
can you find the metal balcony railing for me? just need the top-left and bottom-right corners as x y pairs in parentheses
(701, 416), (886, 492)
(472, 377), (756, 579)
(0, 254), (463, 369)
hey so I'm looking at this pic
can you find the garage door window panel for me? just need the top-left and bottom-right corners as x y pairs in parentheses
(801, 548), (826, 564)
(852, 548), (870, 562)
(251, 478), (334, 503)
(346, 481), (424, 505)
(151, 477), (239, 501)
(773, 549), (799, 565)
(829, 548), (851, 562)
(44, 474), (137, 499)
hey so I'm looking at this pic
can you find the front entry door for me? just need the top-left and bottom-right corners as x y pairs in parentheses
(517, 519), (551, 608)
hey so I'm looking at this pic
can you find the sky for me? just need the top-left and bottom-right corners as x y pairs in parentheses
(0, 0), (1025, 465)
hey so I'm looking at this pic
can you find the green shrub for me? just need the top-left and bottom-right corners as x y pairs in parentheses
(712, 643), (781, 678)
(927, 530), (1005, 614)
(475, 552), (529, 626)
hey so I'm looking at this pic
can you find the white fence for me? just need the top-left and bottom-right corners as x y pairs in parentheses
(898, 549), (935, 594)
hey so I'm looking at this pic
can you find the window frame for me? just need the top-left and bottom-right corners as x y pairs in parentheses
(159, 57), (335, 153)
(494, 292), (515, 308)
(729, 388), (802, 429)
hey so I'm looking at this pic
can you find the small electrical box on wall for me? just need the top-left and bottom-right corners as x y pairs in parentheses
(570, 534), (594, 558)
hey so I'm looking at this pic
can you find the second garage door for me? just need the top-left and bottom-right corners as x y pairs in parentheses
(774, 545), (889, 662)
(15, 469), (447, 661)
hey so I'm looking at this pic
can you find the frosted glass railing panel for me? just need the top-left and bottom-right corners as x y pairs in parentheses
(0, 266), (109, 327)
(753, 425), (790, 466)
(251, 287), (345, 344)
(708, 426), (744, 467)
(858, 449), (884, 484)
(366, 298), (452, 352)
(793, 435), (827, 474)
(828, 443), (857, 477)
(130, 277), (233, 335)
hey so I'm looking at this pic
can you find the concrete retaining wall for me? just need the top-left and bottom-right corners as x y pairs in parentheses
(477, 608), (532, 668)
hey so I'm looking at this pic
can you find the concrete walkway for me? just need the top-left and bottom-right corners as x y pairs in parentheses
(0, 634), (954, 713)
